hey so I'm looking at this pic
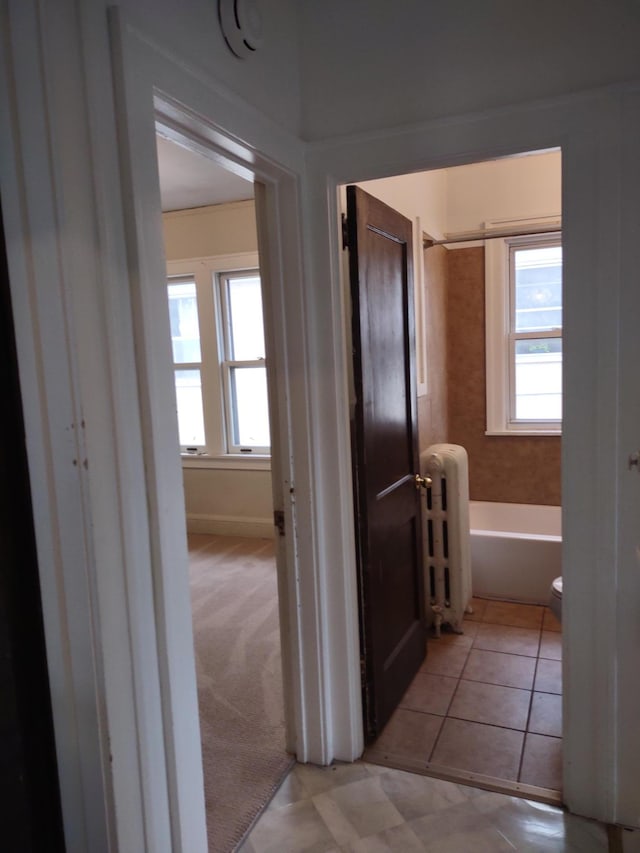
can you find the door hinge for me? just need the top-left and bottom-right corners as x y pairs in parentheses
(341, 213), (349, 250)
(273, 509), (285, 537)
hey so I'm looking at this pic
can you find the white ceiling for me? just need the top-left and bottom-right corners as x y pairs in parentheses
(156, 135), (254, 212)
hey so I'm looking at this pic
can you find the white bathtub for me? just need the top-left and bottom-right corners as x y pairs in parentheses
(469, 501), (561, 604)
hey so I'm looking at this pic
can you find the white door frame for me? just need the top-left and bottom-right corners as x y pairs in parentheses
(108, 9), (339, 849)
(303, 87), (640, 825)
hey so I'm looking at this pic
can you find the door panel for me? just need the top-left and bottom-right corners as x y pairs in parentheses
(347, 185), (426, 740)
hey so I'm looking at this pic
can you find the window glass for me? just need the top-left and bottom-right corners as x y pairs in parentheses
(514, 338), (563, 421)
(229, 366), (270, 447)
(514, 245), (562, 332)
(226, 274), (265, 360)
(168, 280), (201, 363)
(174, 369), (205, 446)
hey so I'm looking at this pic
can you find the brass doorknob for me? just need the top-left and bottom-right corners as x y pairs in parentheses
(414, 474), (432, 490)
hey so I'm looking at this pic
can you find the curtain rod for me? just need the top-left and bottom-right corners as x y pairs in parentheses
(423, 223), (561, 249)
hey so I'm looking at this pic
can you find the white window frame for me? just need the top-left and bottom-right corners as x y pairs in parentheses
(167, 252), (271, 469)
(485, 225), (562, 435)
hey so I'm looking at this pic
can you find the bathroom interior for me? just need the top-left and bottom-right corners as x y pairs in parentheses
(350, 150), (564, 799)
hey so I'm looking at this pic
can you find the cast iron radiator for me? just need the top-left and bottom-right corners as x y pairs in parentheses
(420, 443), (472, 636)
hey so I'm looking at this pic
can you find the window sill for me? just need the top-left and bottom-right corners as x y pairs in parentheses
(180, 453), (271, 471)
(485, 430), (561, 437)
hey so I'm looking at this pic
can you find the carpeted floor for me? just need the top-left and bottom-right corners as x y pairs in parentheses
(188, 534), (293, 852)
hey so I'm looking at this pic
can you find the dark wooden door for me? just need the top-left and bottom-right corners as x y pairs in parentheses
(346, 185), (426, 741)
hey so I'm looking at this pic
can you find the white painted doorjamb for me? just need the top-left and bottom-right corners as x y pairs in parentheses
(304, 87), (638, 825)
(108, 7), (357, 846)
(135, 14), (368, 765)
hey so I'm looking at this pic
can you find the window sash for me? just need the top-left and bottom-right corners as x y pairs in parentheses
(485, 229), (562, 434)
(221, 362), (270, 454)
(166, 254), (270, 460)
(508, 331), (562, 425)
(174, 367), (206, 448)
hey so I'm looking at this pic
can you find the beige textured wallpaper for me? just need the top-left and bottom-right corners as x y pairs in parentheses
(445, 247), (561, 506)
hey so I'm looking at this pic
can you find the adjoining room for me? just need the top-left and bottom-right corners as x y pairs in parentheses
(156, 133), (291, 850)
(344, 151), (564, 797)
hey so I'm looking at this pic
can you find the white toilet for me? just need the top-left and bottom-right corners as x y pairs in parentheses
(549, 576), (563, 622)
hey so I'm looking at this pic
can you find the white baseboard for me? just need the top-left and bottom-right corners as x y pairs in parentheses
(186, 513), (275, 539)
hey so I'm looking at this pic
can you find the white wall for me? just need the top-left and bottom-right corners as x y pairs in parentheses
(358, 169), (447, 239)
(122, 0), (301, 134)
(183, 467), (273, 537)
(162, 200), (259, 259)
(298, 0), (640, 139)
(445, 151), (562, 233)
(162, 201), (273, 537)
(357, 150), (562, 238)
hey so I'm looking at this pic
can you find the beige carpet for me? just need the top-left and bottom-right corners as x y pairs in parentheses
(188, 534), (293, 852)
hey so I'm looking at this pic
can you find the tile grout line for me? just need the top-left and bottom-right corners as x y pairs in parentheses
(455, 675), (534, 693)
(424, 631), (475, 762)
(517, 623), (542, 782)
(471, 648), (542, 659)
(444, 709), (531, 735)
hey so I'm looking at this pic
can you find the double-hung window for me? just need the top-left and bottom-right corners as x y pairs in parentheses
(166, 253), (270, 462)
(485, 229), (562, 434)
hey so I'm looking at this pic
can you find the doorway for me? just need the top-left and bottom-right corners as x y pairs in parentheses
(155, 132), (292, 847)
(343, 150), (564, 799)
(108, 19), (625, 838)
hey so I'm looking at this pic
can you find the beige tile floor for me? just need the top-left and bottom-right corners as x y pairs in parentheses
(366, 599), (563, 793)
(238, 760), (608, 852)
